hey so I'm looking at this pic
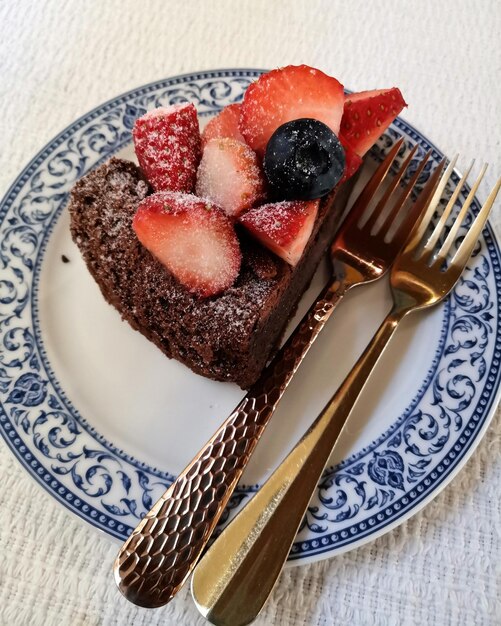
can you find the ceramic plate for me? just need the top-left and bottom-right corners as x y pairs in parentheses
(1, 70), (500, 566)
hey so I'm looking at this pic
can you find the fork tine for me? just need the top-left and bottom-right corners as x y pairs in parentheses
(421, 158), (474, 258)
(399, 157), (448, 254)
(423, 154), (459, 224)
(363, 144), (419, 233)
(377, 148), (431, 239)
(435, 163), (488, 262)
(344, 137), (404, 225)
(446, 175), (500, 270)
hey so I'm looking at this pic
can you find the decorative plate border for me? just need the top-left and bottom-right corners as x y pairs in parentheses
(0, 70), (499, 562)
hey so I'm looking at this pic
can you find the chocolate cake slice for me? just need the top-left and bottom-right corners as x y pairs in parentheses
(69, 157), (354, 388)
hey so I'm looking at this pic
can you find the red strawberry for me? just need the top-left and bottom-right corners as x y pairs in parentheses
(239, 200), (319, 266)
(202, 104), (245, 146)
(340, 88), (407, 156)
(195, 138), (265, 217)
(133, 103), (201, 192)
(133, 192), (241, 297)
(240, 65), (345, 157)
(339, 137), (363, 183)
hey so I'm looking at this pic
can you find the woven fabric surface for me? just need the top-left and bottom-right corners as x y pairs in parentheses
(0, 1), (500, 625)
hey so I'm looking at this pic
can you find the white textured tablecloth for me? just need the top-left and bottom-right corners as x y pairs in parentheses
(1, 1), (500, 624)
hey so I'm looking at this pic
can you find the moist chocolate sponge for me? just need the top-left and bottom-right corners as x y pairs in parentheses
(68, 158), (349, 389)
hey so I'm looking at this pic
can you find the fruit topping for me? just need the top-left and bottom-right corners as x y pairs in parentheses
(195, 138), (265, 217)
(263, 118), (345, 201)
(129, 70), (406, 297)
(133, 191), (241, 297)
(201, 103), (246, 146)
(239, 199), (319, 266)
(340, 88), (407, 156)
(339, 137), (363, 183)
(133, 103), (201, 193)
(240, 65), (345, 156)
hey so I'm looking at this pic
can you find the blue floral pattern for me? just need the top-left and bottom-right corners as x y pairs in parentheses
(0, 70), (500, 560)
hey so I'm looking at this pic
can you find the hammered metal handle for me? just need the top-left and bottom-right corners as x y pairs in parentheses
(113, 278), (350, 607)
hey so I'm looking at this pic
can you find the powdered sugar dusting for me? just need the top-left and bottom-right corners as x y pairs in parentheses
(240, 200), (319, 265)
(204, 277), (272, 340)
(133, 191), (241, 297)
(195, 138), (264, 217)
(141, 103), (188, 120)
(241, 200), (315, 242)
(133, 103), (201, 192)
(98, 170), (148, 235)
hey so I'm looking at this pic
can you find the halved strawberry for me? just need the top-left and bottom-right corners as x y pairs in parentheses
(340, 88), (407, 157)
(195, 138), (265, 217)
(133, 192), (241, 297)
(202, 104), (245, 146)
(133, 103), (201, 192)
(239, 200), (319, 266)
(339, 137), (363, 183)
(240, 65), (345, 157)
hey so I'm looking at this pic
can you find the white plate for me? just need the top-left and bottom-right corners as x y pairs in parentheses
(1, 69), (500, 565)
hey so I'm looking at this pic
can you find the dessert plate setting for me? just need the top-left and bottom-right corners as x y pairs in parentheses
(0, 68), (500, 570)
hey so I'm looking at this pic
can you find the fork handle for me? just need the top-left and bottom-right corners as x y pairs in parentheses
(114, 277), (352, 607)
(191, 306), (407, 626)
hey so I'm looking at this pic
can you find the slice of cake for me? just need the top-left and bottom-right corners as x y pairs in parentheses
(69, 157), (354, 388)
(69, 66), (406, 388)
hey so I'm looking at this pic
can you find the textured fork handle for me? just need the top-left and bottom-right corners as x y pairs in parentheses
(191, 306), (408, 626)
(113, 278), (351, 607)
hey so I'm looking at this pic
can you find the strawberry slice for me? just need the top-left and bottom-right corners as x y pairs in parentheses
(339, 137), (363, 183)
(202, 104), (245, 146)
(133, 103), (201, 193)
(240, 65), (345, 157)
(239, 200), (319, 266)
(195, 138), (265, 217)
(133, 192), (241, 297)
(340, 88), (407, 156)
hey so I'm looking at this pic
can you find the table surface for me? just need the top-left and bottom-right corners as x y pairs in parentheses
(1, 1), (500, 625)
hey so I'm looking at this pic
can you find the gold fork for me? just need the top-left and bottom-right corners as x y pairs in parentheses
(114, 138), (441, 607)
(191, 164), (500, 626)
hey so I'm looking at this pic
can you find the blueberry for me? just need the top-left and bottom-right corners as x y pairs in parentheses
(263, 119), (345, 201)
